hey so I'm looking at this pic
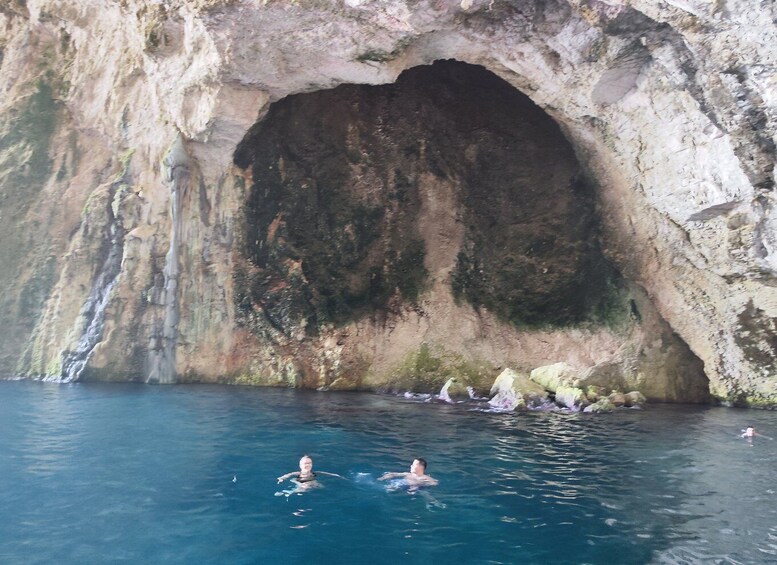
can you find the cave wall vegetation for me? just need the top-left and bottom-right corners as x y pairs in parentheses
(228, 60), (707, 402)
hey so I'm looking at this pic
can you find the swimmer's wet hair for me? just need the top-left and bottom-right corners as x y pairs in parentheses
(415, 458), (427, 470)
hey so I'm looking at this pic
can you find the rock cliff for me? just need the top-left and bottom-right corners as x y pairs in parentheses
(0, 0), (774, 406)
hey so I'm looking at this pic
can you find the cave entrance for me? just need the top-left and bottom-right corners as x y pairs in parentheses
(232, 59), (709, 401)
(234, 59), (616, 332)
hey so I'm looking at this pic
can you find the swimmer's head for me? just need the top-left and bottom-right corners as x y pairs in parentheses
(411, 458), (427, 475)
(299, 455), (313, 473)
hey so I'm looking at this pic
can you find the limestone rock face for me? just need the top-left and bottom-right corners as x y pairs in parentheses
(0, 0), (775, 406)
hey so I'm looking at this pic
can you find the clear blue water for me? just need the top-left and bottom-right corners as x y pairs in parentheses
(1, 381), (777, 564)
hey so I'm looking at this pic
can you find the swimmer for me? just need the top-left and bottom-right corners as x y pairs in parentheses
(276, 455), (343, 485)
(378, 458), (439, 489)
(741, 426), (773, 440)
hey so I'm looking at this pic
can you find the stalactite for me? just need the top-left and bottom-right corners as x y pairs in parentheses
(147, 134), (189, 384)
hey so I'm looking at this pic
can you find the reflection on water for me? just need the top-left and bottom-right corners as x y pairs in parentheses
(1, 381), (776, 564)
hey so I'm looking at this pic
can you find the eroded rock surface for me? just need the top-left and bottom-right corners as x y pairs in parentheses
(0, 0), (775, 406)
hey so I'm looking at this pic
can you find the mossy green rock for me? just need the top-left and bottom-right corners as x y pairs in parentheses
(530, 362), (583, 393)
(584, 385), (606, 402)
(555, 385), (587, 409)
(742, 393), (777, 408)
(386, 343), (492, 393)
(583, 398), (616, 413)
(490, 368), (548, 400)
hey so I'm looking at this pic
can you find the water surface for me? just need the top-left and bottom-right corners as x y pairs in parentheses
(1, 381), (776, 564)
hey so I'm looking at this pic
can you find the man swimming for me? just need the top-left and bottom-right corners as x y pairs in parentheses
(741, 426), (761, 438)
(378, 458), (439, 488)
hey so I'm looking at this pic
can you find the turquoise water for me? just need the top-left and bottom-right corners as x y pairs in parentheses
(1, 381), (776, 564)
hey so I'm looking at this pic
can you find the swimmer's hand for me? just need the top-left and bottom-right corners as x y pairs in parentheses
(378, 472), (402, 481)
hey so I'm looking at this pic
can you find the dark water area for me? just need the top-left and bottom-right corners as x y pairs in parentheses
(1, 381), (776, 564)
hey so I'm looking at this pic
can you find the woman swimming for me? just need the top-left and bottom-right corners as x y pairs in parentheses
(277, 455), (344, 485)
(277, 455), (317, 484)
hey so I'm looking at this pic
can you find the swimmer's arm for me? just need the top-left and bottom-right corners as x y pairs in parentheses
(378, 472), (404, 481)
(277, 471), (298, 483)
(317, 471), (346, 479)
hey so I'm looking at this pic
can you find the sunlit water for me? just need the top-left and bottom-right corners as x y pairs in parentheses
(1, 381), (777, 564)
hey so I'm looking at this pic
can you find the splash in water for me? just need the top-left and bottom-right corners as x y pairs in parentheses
(438, 378), (455, 403)
(488, 371), (522, 411)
